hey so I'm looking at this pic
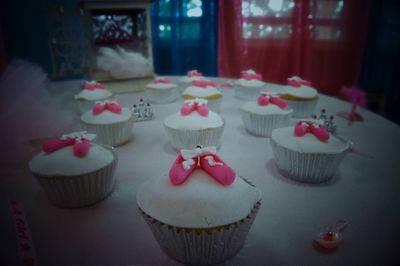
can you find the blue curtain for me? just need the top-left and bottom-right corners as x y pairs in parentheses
(151, 0), (218, 76)
(360, 0), (400, 125)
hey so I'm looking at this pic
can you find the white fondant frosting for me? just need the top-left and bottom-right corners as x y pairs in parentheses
(81, 107), (133, 125)
(282, 85), (318, 98)
(163, 110), (223, 130)
(146, 83), (177, 90)
(29, 145), (114, 176)
(74, 89), (112, 101)
(137, 170), (261, 228)
(241, 102), (293, 115)
(271, 127), (349, 153)
(182, 86), (222, 98)
(235, 79), (265, 87)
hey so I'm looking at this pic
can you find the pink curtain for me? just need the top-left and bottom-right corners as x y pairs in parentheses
(218, 0), (371, 95)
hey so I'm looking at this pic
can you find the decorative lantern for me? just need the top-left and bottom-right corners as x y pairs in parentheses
(80, 0), (154, 91)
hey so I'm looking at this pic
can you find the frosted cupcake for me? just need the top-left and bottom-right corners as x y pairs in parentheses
(181, 79), (223, 113)
(271, 121), (349, 183)
(75, 80), (113, 113)
(163, 99), (224, 150)
(29, 131), (117, 207)
(279, 76), (318, 118)
(145, 77), (178, 103)
(137, 146), (261, 265)
(178, 70), (204, 91)
(80, 100), (136, 147)
(234, 69), (265, 101)
(240, 92), (293, 137)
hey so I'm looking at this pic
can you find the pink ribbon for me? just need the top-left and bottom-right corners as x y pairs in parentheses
(181, 99), (209, 117)
(241, 71), (262, 81)
(187, 70), (203, 77)
(258, 93), (287, 109)
(287, 76), (312, 87)
(42, 131), (96, 158)
(169, 146), (236, 186)
(153, 78), (171, 84)
(84, 81), (105, 90)
(191, 79), (217, 88)
(294, 121), (330, 142)
(92, 101), (122, 115)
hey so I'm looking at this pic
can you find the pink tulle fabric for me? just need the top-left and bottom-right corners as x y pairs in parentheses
(0, 60), (75, 176)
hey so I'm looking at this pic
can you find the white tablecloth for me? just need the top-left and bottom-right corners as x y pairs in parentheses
(1, 77), (400, 265)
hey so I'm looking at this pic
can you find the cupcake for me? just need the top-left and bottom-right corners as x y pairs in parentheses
(137, 146), (262, 265)
(178, 70), (204, 91)
(29, 131), (117, 207)
(279, 76), (318, 118)
(240, 92), (293, 137)
(234, 69), (265, 101)
(145, 77), (178, 103)
(74, 80), (113, 113)
(181, 79), (223, 113)
(163, 98), (225, 150)
(80, 100), (136, 147)
(270, 121), (349, 183)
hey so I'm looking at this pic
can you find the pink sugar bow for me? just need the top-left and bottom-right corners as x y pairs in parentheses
(42, 131), (96, 158)
(258, 93), (287, 109)
(153, 78), (171, 84)
(191, 79), (217, 88)
(287, 76), (312, 87)
(84, 81), (105, 90)
(181, 99), (209, 117)
(187, 70), (203, 77)
(169, 146), (236, 186)
(294, 121), (330, 142)
(92, 101), (122, 115)
(241, 70), (262, 81)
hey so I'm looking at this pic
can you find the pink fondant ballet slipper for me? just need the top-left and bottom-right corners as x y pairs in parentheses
(196, 104), (209, 116)
(42, 138), (75, 154)
(270, 97), (287, 109)
(107, 102), (122, 113)
(294, 122), (308, 137)
(258, 94), (269, 106)
(311, 126), (330, 142)
(92, 102), (106, 115)
(200, 155), (236, 186)
(180, 103), (194, 116)
(73, 139), (90, 158)
(169, 155), (199, 185)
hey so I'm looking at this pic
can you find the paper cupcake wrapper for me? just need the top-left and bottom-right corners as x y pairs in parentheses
(145, 87), (179, 104)
(240, 109), (293, 137)
(82, 115), (135, 147)
(270, 138), (347, 183)
(31, 146), (117, 208)
(284, 98), (318, 118)
(164, 123), (225, 150)
(76, 95), (113, 114)
(139, 202), (261, 266)
(234, 85), (262, 101)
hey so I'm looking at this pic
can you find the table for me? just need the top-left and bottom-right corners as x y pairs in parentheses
(1, 77), (400, 265)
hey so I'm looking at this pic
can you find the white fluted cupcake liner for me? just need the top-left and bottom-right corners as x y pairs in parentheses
(284, 98), (318, 118)
(31, 146), (117, 208)
(164, 123), (225, 150)
(139, 202), (260, 266)
(76, 95), (114, 114)
(270, 138), (347, 183)
(145, 87), (179, 104)
(234, 85), (263, 101)
(82, 115), (136, 147)
(240, 110), (293, 137)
